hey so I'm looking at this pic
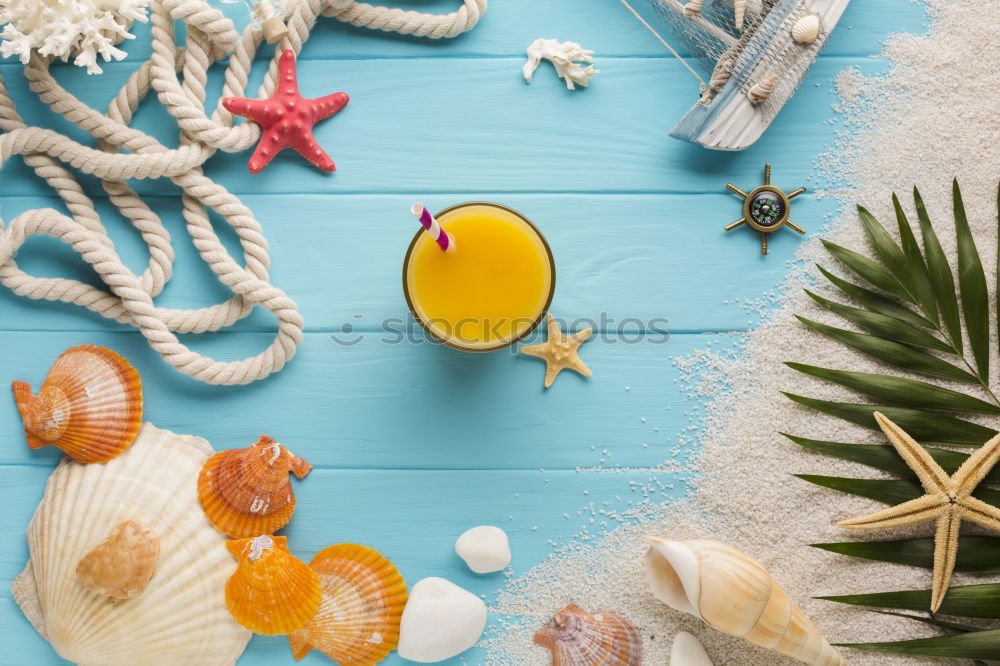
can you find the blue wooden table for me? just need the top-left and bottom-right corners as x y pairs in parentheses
(0, 1), (926, 663)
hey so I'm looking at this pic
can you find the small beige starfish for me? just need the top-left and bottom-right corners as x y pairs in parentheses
(839, 411), (1000, 611)
(521, 314), (592, 388)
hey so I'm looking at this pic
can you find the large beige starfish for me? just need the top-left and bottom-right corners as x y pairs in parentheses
(839, 411), (1000, 611)
(521, 314), (592, 388)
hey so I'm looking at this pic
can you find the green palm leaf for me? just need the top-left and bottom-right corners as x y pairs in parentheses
(822, 239), (911, 299)
(795, 474), (1000, 508)
(914, 186), (963, 350)
(812, 537), (1000, 573)
(784, 363), (1000, 413)
(784, 434), (1000, 483)
(794, 316), (977, 383)
(953, 180), (990, 381)
(816, 265), (935, 330)
(820, 584), (1000, 619)
(782, 393), (996, 445)
(892, 193), (939, 325)
(836, 628), (1000, 660)
(803, 290), (951, 352)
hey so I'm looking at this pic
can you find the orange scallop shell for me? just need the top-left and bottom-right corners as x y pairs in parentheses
(198, 435), (312, 538)
(10, 345), (142, 463)
(533, 603), (643, 665)
(288, 544), (409, 664)
(225, 535), (322, 635)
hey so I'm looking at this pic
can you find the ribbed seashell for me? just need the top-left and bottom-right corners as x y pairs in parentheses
(792, 14), (821, 44)
(198, 435), (312, 538)
(288, 543), (409, 663)
(747, 74), (777, 104)
(226, 535), (322, 635)
(683, 0), (702, 17)
(11, 423), (251, 665)
(533, 603), (643, 665)
(643, 538), (844, 666)
(11, 345), (142, 463)
(76, 520), (159, 599)
(672, 631), (713, 665)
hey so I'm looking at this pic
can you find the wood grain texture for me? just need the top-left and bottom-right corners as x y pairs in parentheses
(0, 1), (926, 664)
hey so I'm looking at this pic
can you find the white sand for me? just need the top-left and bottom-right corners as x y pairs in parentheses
(484, 0), (1000, 663)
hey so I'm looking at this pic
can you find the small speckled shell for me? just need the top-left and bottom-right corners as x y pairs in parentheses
(11, 345), (142, 463)
(198, 435), (311, 538)
(748, 74), (777, 104)
(225, 535), (322, 635)
(288, 544), (408, 664)
(76, 520), (159, 599)
(533, 603), (643, 665)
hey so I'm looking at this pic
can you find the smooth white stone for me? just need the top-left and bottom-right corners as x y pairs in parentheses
(455, 525), (511, 574)
(671, 631), (714, 666)
(397, 577), (487, 663)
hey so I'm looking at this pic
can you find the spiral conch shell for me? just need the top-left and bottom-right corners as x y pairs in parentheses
(11, 345), (142, 463)
(289, 543), (409, 663)
(199, 435), (312, 538)
(11, 423), (251, 665)
(533, 603), (643, 665)
(76, 520), (159, 599)
(643, 538), (844, 666)
(225, 535), (322, 635)
(683, 0), (702, 17)
(747, 74), (777, 104)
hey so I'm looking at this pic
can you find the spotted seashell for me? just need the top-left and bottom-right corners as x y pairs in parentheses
(533, 603), (642, 665)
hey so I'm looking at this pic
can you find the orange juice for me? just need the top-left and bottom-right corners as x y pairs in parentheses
(403, 202), (555, 352)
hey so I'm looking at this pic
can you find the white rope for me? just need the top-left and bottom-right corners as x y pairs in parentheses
(0, 0), (486, 385)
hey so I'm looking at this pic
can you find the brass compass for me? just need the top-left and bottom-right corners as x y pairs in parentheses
(724, 164), (806, 255)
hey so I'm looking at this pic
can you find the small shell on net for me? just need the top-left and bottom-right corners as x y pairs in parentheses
(76, 520), (159, 600)
(226, 535), (322, 635)
(288, 544), (409, 663)
(11, 345), (142, 463)
(747, 74), (777, 104)
(734, 0), (747, 30)
(683, 0), (703, 17)
(198, 435), (312, 538)
(533, 603), (643, 665)
(792, 14), (821, 44)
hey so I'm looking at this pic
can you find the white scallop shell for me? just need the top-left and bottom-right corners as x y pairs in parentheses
(747, 74), (777, 104)
(644, 538), (844, 666)
(792, 14), (821, 45)
(12, 423), (251, 665)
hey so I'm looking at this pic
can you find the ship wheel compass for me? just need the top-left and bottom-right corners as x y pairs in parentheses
(725, 164), (806, 255)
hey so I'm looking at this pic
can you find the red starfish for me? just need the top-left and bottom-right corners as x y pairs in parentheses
(222, 50), (349, 174)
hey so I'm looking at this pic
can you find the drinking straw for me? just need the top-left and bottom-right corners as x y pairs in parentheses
(410, 203), (455, 252)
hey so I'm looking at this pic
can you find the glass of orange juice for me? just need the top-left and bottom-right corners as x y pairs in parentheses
(403, 202), (556, 352)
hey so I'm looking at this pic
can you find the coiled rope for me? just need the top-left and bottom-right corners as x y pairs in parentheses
(0, 0), (487, 385)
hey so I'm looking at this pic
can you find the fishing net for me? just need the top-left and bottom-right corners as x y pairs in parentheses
(639, 0), (829, 121)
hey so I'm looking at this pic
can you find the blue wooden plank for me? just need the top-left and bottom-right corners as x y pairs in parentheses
(0, 192), (837, 333)
(103, 0), (925, 61)
(0, 464), (685, 665)
(0, 330), (732, 469)
(1, 55), (892, 198)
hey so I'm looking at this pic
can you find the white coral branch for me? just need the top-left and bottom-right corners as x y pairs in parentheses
(522, 38), (599, 91)
(0, 0), (150, 74)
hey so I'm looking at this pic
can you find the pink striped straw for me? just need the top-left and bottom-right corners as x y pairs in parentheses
(410, 203), (455, 252)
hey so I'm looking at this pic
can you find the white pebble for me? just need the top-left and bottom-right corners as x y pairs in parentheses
(455, 525), (512, 574)
(397, 577), (487, 663)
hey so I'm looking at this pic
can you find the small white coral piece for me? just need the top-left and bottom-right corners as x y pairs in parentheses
(0, 0), (151, 75)
(455, 525), (511, 574)
(522, 38), (599, 90)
